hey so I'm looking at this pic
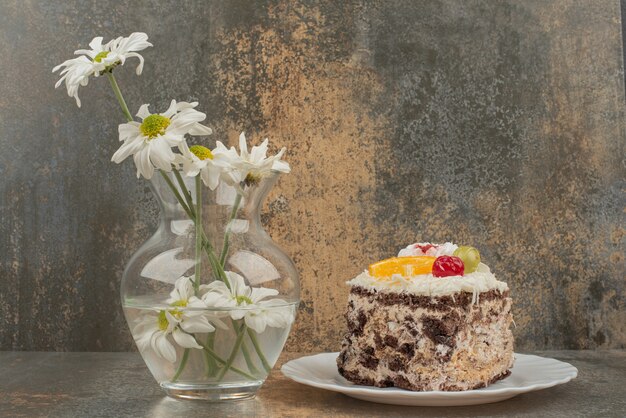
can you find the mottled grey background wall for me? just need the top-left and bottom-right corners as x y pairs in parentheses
(0, 0), (624, 352)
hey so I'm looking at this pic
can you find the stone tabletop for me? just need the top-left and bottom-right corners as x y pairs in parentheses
(0, 350), (624, 418)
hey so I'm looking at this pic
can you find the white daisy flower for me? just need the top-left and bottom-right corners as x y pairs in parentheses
(133, 309), (209, 363)
(201, 271), (294, 333)
(100, 32), (152, 75)
(245, 299), (296, 334)
(167, 276), (227, 332)
(111, 100), (213, 179)
(52, 55), (97, 107)
(133, 276), (219, 363)
(53, 33), (152, 107)
(212, 132), (291, 186)
(174, 141), (231, 190)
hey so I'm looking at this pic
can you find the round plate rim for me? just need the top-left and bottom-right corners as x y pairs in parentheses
(280, 352), (578, 400)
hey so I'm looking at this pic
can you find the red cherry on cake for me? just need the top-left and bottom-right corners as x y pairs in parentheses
(432, 255), (464, 277)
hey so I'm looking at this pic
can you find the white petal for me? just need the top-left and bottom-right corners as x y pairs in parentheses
(212, 141), (231, 154)
(154, 333), (177, 363)
(258, 300), (294, 327)
(180, 316), (215, 333)
(118, 122), (141, 141)
(202, 280), (230, 295)
(171, 276), (194, 302)
(226, 271), (249, 297)
(74, 48), (97, 58)
(202, 291), (235, 309)
(238, 132), (249, 157)
(249, 287), (279, 303)
(87, 36), (104, 51)
(272, 159), (291, 173)
(133, 314), (157, 332)
(177, 139), (192, 156)
(202, 163), (221, 190)
(168, 109), (208, 135)
(120, 32), (152, 52)
(174, 153), (198, 176)
(172, 329), (203, 349)
(135, 331), (153, 352)
(188, 123), (213, 136)
(124, 52), (145, 75)
(245, 314), (267, 334)
(267, 306), (294, 328)
(134, 147), (154, 179)
(136, 104), (151, 119)
(250, 139), (269, 162)
(162, 99), (178, 118)
(149, 332), (161, 355)
(229, 309), (246, 321)
(187, 296), (205, 309)
(165, 311), (180, 329)
(111, 139), (142, 163)
(150, 139), (176, 171)
(174, 101), (198, 112)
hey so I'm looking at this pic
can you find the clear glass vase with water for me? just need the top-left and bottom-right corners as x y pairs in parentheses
(122, 170), (299, 400)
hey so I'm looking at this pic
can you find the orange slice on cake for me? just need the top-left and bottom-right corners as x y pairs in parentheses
(368, 256), (436, 278)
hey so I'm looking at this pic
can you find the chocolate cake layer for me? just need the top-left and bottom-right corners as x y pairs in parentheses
(350, 286), (509, 309)
(337, 287), (514, 391)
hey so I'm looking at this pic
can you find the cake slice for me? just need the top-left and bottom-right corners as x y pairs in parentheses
(336, 243), (514, 391)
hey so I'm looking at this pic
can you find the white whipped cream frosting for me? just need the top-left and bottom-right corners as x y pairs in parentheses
(348, 262), (509, 299)
(398, 242), (458, 257)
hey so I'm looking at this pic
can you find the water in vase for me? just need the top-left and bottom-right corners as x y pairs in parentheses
(124, 299), (297, 400)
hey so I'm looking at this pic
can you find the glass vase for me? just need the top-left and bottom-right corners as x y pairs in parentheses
(121, 170), (299, 401)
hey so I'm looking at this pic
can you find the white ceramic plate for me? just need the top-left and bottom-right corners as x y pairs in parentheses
(281, 352), (577, 406)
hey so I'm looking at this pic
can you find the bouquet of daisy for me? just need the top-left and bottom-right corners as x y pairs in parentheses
(54, 33), (296, 391)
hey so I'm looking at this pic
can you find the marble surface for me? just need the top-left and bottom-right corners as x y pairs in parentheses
(0, 350), (624, 417)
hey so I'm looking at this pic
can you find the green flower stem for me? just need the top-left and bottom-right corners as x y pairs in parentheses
(202, 237), (232, 290)
(241, 339), (260, 375)
(159, 171), (195, 219)
(157, 172), (230, 291)
(195, 337), (256, 381)
(204, 333), (218, 377)
(217, 322), (247, 381)
(202, 346), (212, 377)
(173, 169), (195, 214)
(219, 193), (243, 267)
(106, 72), (133, 122)
(193, 176), (203, 294)
(201, 234), (229, 290)
(247, 328), (272, 373)
(229, 318), (259, 375)
(171, 348), (190, 382)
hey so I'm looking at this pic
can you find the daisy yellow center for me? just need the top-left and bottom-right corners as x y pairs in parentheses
(94, 51), (109, 63)
(171, 299), (188, 308)
(158, 311), (169, 331)
(235, 295), (253, 305)
(140, 115), (171, 139)
(189, 145), (214, 160)
(244, 173), (261, 187)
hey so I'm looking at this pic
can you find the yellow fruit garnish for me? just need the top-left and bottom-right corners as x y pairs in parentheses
(368, 256), (436, 278)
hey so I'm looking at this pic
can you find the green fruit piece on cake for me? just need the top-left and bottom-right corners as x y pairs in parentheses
(453, 246), (481, 274)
